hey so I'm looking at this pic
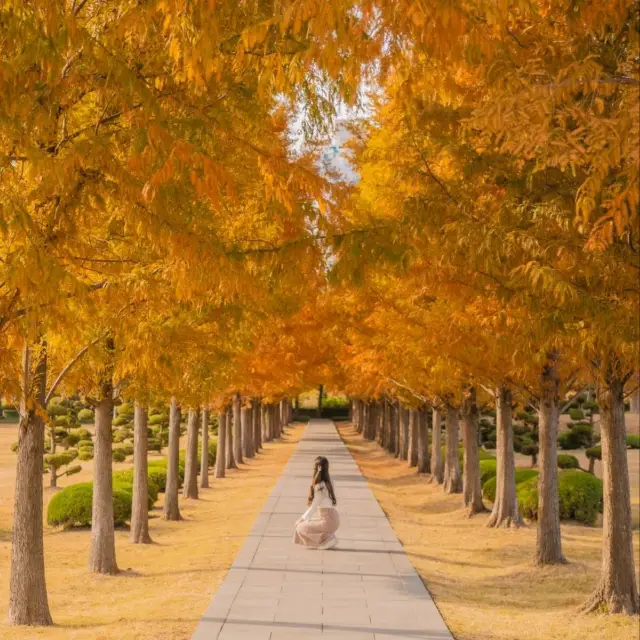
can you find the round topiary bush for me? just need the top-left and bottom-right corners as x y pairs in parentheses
(479, 459), (497, 485)
(112, 448), (127, 463)
(77, 450), (94, 461)
(569, 408), (585, 421)
(148, 459), (182, 484)
(557, 454), (580, 469)
(76, 439), (94, 449)
(148, 414), (167, 426)
(626, 434), (640, 449)
(482, 468), (539, 503)
(117, 402), (134, 417)
(77, 408), (94, 423)
(558, 470), (603, 525)
(117, 444), (134, 457)
(515, 471), (603, 525)
(148, 439), (162, 452)
(47, 482), (132, 528)
(48, 404), (68, 417)
(112, 472), (159, 508)
(62, 432), (81, 449)
(113, 415), (131, 427)
(148, 466), (167, 492)
(73, 428), (91, 440)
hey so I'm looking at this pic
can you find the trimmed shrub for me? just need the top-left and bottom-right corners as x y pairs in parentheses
(117, 402), (134, 417)
(558, 471), (603, 525)
(197, 439), (217, 467)
(483, 468), (539, 503)
(583, 400), (599, 413)
(148, 466), (168, 492)
(113, 415), (131, 427)
(586, 445), (602, 461)
(516, 471), (603, 525)
(62, 432), (81, 449)
(558, 431), (581, 450)
(76, 439), (93, 449)
(478, 449), (495, 461)
(148, 439), (162, 452)
(77, 408), (94, 423)
(149, 414), (167, 426)
(48, 404), (68, 417)
(557, 454), (580, 469)
(626, 434), (640, 449)
(323, 396), (349, 408)
(569, 408), (585, 421)
(77, 450), (94, 461)
(73, 428), (91, 440)
(112, 471), (159, 507)
(148, 459), (183, 484)
(116, 444), (134, 457)
(479, 459), (497, 485)
(112, 449), (127, 463)
(47, 482), (132, 528)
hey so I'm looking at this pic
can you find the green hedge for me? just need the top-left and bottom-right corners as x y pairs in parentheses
(569, 408), (585, 421)
(482, 468), (539, 503)
(557, 454), (580, 469)
(47, 483), (132, 528)
(517, 471), (603, 525)
(112, 449), (127, 463)
(77, 408), (94, 423)
(149, 458), (184, 484)
(626, 434), (640, 449)
(479, 459), (497, 485)
(112, 471), (159, 508)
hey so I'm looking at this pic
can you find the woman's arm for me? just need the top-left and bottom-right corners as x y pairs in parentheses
(299, 486), (325, 522)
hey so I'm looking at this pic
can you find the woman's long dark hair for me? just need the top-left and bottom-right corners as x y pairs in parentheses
(308, 456), (337, 506)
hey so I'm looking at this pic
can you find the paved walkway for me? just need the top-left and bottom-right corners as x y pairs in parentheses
(192, 419), (453, 640)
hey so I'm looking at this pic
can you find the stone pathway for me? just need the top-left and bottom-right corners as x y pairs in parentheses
(192, 419), (453, 640)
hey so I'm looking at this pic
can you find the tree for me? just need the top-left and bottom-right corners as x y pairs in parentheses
(183, 408), (200, 499)
(443, 403), (462, 494)
(163, 398), (182, 521)
(216, 410), (227, 479)
(200, 408), (210, 489)
(461, 387), (485, 515)
(131, 402), (152, 544)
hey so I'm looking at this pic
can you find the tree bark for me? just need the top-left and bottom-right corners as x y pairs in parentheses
(226, 406), (237, 469)
(200, 408), (210, 488)
(487, 385), (522, 528)
(535, 352), (566, 565)
(9, 342), (53, 625)
(430, 408), (444, 484)
(399, 406), (409, 460)
(183, 408), (199, 499)
(417, 408), (430, 473)
(261, 403), (270, 443)
(443, 403), (462, 494)
(582, 361), (639, 614)
(317, 384), (324, 417)
(215, 410), (226, 478)
(365, 401), (377, 441)
(461, 388), (485, 515)
(389, 402), (398, 456)
(408, 409), (418, 467)
(253, 399), (262, 453)
(241, 404), (253, 459)
(233, 393), (243, 465)
(131, 403), (151, 544)
(89, 339), (118, 574)
(163, 397), (182, 521)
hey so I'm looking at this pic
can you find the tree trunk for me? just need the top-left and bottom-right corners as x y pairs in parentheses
(430, 408), (444, 483)
(89, 343), (118, 574)
(399, 406), (409, 460)
(49, 424), (57, 488)
(183, 408), (199, 499)
(461, 388), (485, 515)
(317, 384), (324, 417)
(200, 408), (210, 488)
(487, 385), (522, 528)
(408, 409), (418, 467)
(215, 410), (226, 479)
(588, 457), (596, 475)
(131, 403), (151, 544)
(226, 406), (237, 469)
(163, 398), (182, 521)
(443, 403), (462, 494)
(630, 382), (639, 414)
(261, 403), (270, 443)
(9, 342), (53, 626)
(417, 408), (429, 473)
(253, 399), (262, 452)
(241, 404), (253, 459)
(582, 362), (639, 614)
(365, 401), (377, 441)
(233, 393), (243, 465)
(389, 402), (398, 456)
(535, 352), (566, 565)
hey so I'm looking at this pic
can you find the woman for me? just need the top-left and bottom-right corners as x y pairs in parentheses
(293, 456), (340, 549)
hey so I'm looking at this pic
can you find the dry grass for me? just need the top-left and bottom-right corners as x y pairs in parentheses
(338, 423), (640, 640)
(0, 422), (302, 640)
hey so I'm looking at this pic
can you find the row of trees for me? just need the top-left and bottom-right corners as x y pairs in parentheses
(1, 0), (637, 627)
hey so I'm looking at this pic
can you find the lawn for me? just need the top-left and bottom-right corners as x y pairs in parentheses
(0, 421), (302, 639)
(338, 423), (640, 640)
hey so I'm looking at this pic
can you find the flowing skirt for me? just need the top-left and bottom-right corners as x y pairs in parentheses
(293, 508), (340, 548)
